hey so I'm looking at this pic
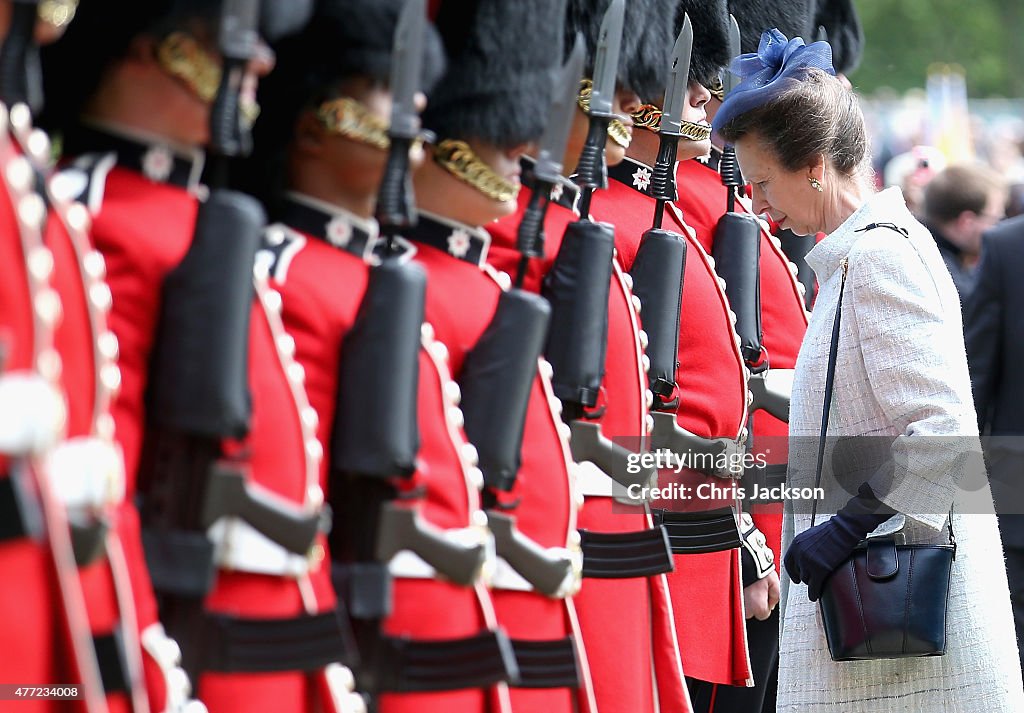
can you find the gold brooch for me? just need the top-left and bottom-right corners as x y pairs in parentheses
(576, 79), (632, 149)
(433, 139), (519, 203)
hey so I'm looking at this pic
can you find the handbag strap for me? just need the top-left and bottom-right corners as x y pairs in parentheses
(808, 223), (954, 550)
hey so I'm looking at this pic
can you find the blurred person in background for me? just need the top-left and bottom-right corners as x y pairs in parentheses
(922, 162), (1006, 302)
(882, 145), (945, 220)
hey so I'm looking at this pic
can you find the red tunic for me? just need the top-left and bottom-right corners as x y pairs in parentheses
(409, 209), (593, 713)
(266, 194), (501, 713)
(488, 168), (691, 713)
(591, 157), (752, 687)
(0, 118), (100, 713)
(66, 126), (339, 713)
(676, 157), (810, 567)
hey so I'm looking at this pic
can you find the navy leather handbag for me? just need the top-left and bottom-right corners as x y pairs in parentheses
(811, 239), (955, 662)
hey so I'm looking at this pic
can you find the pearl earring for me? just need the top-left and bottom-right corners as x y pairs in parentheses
(808, 176), (823, 192)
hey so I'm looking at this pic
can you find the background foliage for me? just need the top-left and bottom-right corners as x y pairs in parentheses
(851, 0), (1023, 98)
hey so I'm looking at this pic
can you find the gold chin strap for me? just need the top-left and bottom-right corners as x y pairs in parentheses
(156, 32), (261, 128)
(38, 0), (78, 28)
(630, 104), (712, 142)
(317, 97), (391, 150)
(680, 120), (712, 142)
(632, 104), (662, 132)
(708, 76), (726, 102)
(576, 79), (632, 149)
(433, 139), (520, 203)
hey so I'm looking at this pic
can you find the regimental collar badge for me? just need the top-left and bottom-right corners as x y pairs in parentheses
(65, 122), (206, 191)
(409, 210), (491, 267)
(278, 192), (380, 263)
(608, 156), (656, 198)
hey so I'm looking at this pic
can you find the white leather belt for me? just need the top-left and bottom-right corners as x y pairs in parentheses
(574, 460), (617, 498)
(387, 549), (437, 580)
(387, 525), (495, 582)
(207, 517), (312, 578)
(489, 556), (533, 592)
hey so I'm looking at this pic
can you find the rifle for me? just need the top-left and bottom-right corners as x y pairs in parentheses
(458, 30), (584, 595)
(138, 0), (285, 681)
(712, 15), (766, 373)
(0, 0), (42, 112)
(328, 0), (492, 693)
(543, 0), (657, 496)
(629, 15), (692, 411)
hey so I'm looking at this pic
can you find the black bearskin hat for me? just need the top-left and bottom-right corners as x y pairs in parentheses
(813, 0), (863, 74)
(565, 0), (674, 104)
(727, 0), (815, 53)
(424, 0), (565, 148)
(242, 0), (445, 209)
(677, 0), (731, 87)
(40, 0), (312, 135)
(255, 0), (445, 150)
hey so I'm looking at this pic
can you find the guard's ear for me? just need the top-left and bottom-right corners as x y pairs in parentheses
(293, 109), (328, 157)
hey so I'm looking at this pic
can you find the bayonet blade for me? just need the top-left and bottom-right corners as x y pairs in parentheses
(219, 0), (260, 60)
(589, 0), (625, 117)
(535, 33), (585, 184)
(722, 14), (741, 96)
(388, 0), (426, 139)
(660, 13), (692, 136)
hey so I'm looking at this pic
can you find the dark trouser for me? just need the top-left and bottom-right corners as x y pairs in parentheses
(1002, 545), (1024, 676)
(686, 607), (779, 713)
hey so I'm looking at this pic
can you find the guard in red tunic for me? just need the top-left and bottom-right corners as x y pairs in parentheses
(0, 102), (109, 712)
(584, 0), (758, 695)
(404, 1), (599, 712)
(41, 2), (361, 712)
(487, 2), (691, 711)
(243, 3), (515, 712)
(405, 2), (606, 708)
(1, 5), (200, 711)
(667, 2), (817, 710)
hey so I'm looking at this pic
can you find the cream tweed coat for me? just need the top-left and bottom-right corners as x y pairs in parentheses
(779, 187), (1024, 712)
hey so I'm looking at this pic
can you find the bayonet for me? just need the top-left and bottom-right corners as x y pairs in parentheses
(209, 0), (261, 159)
(720, 14), (745, 211)
(658, 14), (692, 138)
(376, 0), (429, 248)
(648, 13), (692, 227)
(218, 0), (260, 61)
(534, 32), (584, 186)
(588, 0), (625, 118)
(388, 0), (426, 140)
(514, 31), (583, 279)
(722, 15), (741, 97)
(575, 0), (626, 214)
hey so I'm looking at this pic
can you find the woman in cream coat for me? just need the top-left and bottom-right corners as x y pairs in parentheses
(714, 30), (1024, 712)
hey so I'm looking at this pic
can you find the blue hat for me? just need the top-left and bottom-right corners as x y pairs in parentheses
(711, 28), (834, 133)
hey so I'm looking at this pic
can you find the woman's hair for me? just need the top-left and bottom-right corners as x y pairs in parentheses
(717, 68), (870, 181)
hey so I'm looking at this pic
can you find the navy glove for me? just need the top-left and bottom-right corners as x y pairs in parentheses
(784, 483), (894, 601)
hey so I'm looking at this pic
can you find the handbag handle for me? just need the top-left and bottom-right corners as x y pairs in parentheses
(808, 224), (954, 549)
